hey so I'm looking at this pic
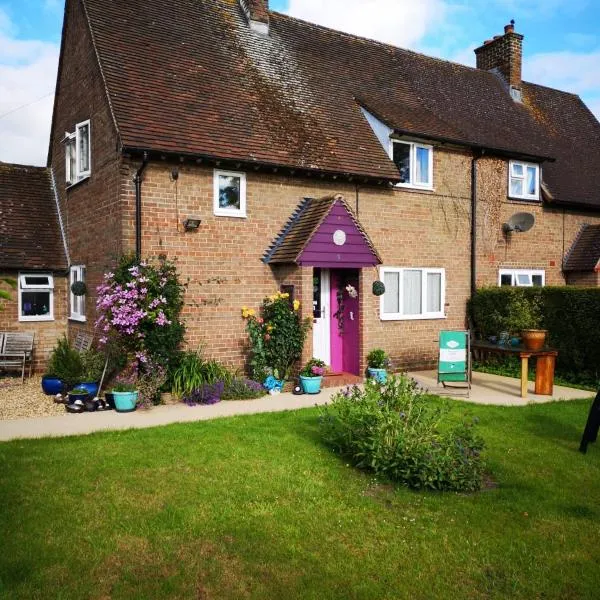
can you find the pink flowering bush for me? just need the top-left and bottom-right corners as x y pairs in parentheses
(96, 255), (185, 376)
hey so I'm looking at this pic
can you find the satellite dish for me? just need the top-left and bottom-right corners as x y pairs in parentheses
(502, 212), (535, 234)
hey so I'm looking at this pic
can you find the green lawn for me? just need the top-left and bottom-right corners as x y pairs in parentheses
(1, 398), (599, 599)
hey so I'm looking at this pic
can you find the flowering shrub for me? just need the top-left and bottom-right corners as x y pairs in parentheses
(300, 358), (326, 377)
(222, 378), (266, 400)
(242, 291), (311, 381)
(183, 381), (225, 406)
(366, 349), (391, 370)
(319, 375), (486, 492)
(96, 255), (185, 372)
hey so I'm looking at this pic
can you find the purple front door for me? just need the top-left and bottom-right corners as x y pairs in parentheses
(330, 270), (360, 375)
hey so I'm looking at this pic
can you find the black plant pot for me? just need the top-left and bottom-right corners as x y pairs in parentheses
(104, 392), (116, 409)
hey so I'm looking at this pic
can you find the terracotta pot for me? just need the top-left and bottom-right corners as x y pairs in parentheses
(521, 329), (547, 351)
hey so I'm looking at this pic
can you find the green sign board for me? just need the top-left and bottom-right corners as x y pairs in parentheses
(438, 331), (469, 383)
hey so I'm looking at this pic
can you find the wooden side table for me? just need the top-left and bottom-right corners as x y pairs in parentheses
(472, 341), (558, 399)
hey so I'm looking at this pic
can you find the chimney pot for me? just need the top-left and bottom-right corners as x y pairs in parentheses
(239, 0), (269, 34)
(504, 20), (515, 34)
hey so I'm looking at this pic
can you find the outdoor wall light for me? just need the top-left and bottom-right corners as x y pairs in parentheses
(183, 216), (202, 231)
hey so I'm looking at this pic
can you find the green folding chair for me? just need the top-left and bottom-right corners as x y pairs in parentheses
(437, 330), (471, 398)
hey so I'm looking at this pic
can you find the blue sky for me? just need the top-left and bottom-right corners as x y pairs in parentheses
(1, 0), (599, 165)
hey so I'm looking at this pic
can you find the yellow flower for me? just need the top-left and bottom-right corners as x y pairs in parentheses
(281, 293), (290, 299)
(248, 309), (256, 317)
(293, 299), (300, 311)
(267, 324), (274, 332)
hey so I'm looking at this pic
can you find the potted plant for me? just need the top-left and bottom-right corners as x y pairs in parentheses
(68, 387), (90, 404)
(111, 377), (139, 413)
(367, 349), (390, 384)
(42, 336), (83, 395)
(505, 294), (546, 351)
(299, 358), (326, 394)
(76, 349), (105, 397)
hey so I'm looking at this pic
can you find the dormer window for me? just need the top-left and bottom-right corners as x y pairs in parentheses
(390, 140), (433, 190)
(65, 120), (91, 185)
(509, 160), (539, 200)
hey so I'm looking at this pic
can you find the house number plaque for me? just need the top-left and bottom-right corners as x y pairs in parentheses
(333, 230), (346, 246)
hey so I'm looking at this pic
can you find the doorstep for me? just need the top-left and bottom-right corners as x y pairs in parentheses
(322, 372), (363, 388)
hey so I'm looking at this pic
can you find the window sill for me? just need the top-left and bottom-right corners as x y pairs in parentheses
(393, 183), (435, 193)
(380, 314), (446, 322)
(19, 316), (54, 322)
(66, 175), (91, 191)
(213, 211), (247, 219)
(69, 316), (87, 323)
(507, 194), (541, 203)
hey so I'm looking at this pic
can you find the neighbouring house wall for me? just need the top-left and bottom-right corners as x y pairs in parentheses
(0, 273), (68, 372)
(566, 271), (600, 287)
(475, 156), (600, 286)
(48, 0), (122, 343)
(117, 146), (473, 372)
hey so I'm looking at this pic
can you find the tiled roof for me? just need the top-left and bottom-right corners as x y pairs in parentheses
(564, 225), (600, 272)
(264, 195), (381, 264)
(0, 163), (67, 271)
(83, 0), (600, 206)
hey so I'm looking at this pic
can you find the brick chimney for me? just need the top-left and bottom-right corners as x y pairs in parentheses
(474, 20), (523, 100)
(239, 0), (269, 34)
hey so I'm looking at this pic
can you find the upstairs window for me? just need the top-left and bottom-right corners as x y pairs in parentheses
(70, 265), (86, 321)
(213, 170), (247, 218)
(509, 161), (539, 200)
(18, 274), (54, 321)
(65, 120), (91, 185)
(391, 141), (433, 189)
(499, 269), (545, 287)
(380, 267), (445, 320)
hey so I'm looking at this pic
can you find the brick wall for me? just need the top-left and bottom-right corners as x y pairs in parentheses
(48, 0), (123, 345)
(475, 157), (600, 287)
(566, 272), (600, 287)
(0, 272), (68, 372)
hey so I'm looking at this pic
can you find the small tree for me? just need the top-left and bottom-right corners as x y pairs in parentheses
(243, 292), (310, 381)
(0, 277), (16, 311)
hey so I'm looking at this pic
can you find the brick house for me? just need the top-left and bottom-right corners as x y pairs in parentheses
(3, 0), (600, 374)
(0, 163), (69, 369)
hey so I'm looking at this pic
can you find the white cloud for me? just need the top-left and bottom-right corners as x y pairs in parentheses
(524, 49), (600, 118)
(0, 8), (59, 166)
(285, 0), (451, 49)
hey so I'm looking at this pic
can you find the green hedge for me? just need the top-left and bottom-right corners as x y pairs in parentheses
(469, 287), (600, 383)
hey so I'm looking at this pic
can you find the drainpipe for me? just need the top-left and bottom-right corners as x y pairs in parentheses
(134, 151), (149, 261)
(471, 150), (483, 299)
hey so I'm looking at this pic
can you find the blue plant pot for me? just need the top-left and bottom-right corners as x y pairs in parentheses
(368, 368), (387, 384)
(77, 382), (99, 397)
(112, 391), (138, 413)
(299, 375), (322, 394)
(41, 376), (64, 396)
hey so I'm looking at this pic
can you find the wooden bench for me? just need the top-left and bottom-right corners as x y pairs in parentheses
(0, 332), (35, 383)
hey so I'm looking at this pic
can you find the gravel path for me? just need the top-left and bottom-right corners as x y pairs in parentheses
(0, 376), (65, 421)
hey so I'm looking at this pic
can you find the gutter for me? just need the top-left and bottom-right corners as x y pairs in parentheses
(134, 152), (149, 261)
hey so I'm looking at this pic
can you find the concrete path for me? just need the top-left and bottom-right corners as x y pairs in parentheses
(409, 370), (593, 406)
(0, 387), (340, 442)
(0, 372), (593, 442)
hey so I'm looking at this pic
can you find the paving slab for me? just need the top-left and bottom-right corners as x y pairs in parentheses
(409, 370), (593, 406)
(0, 387), (340, 442)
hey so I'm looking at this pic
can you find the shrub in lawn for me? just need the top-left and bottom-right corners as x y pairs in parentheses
(172, 351), (233, 396)
(222, 378), (266, 400)
(318, 375), (485, 492)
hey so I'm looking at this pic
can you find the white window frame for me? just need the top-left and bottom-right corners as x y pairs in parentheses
(213, 170), (247, 218)
(379, 267), (446, 321)
(508, 160), (540, 201)
(498, 269), (545, 287)
(65, 119), (91, 185)
(389, 140), (434, 190)
(18, 273), (54, 322)
(69, 265), (86, 322)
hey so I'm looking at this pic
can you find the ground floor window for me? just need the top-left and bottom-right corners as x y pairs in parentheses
(499, 269), (545, 287)
(380, 267), (445, 320)
(18, 274), (54, 321)
(70, 265), (86, 321)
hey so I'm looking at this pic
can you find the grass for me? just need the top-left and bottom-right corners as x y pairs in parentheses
(1, 398), (600, 599)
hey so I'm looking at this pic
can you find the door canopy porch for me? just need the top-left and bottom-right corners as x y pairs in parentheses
(263, 195), (382, 268)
